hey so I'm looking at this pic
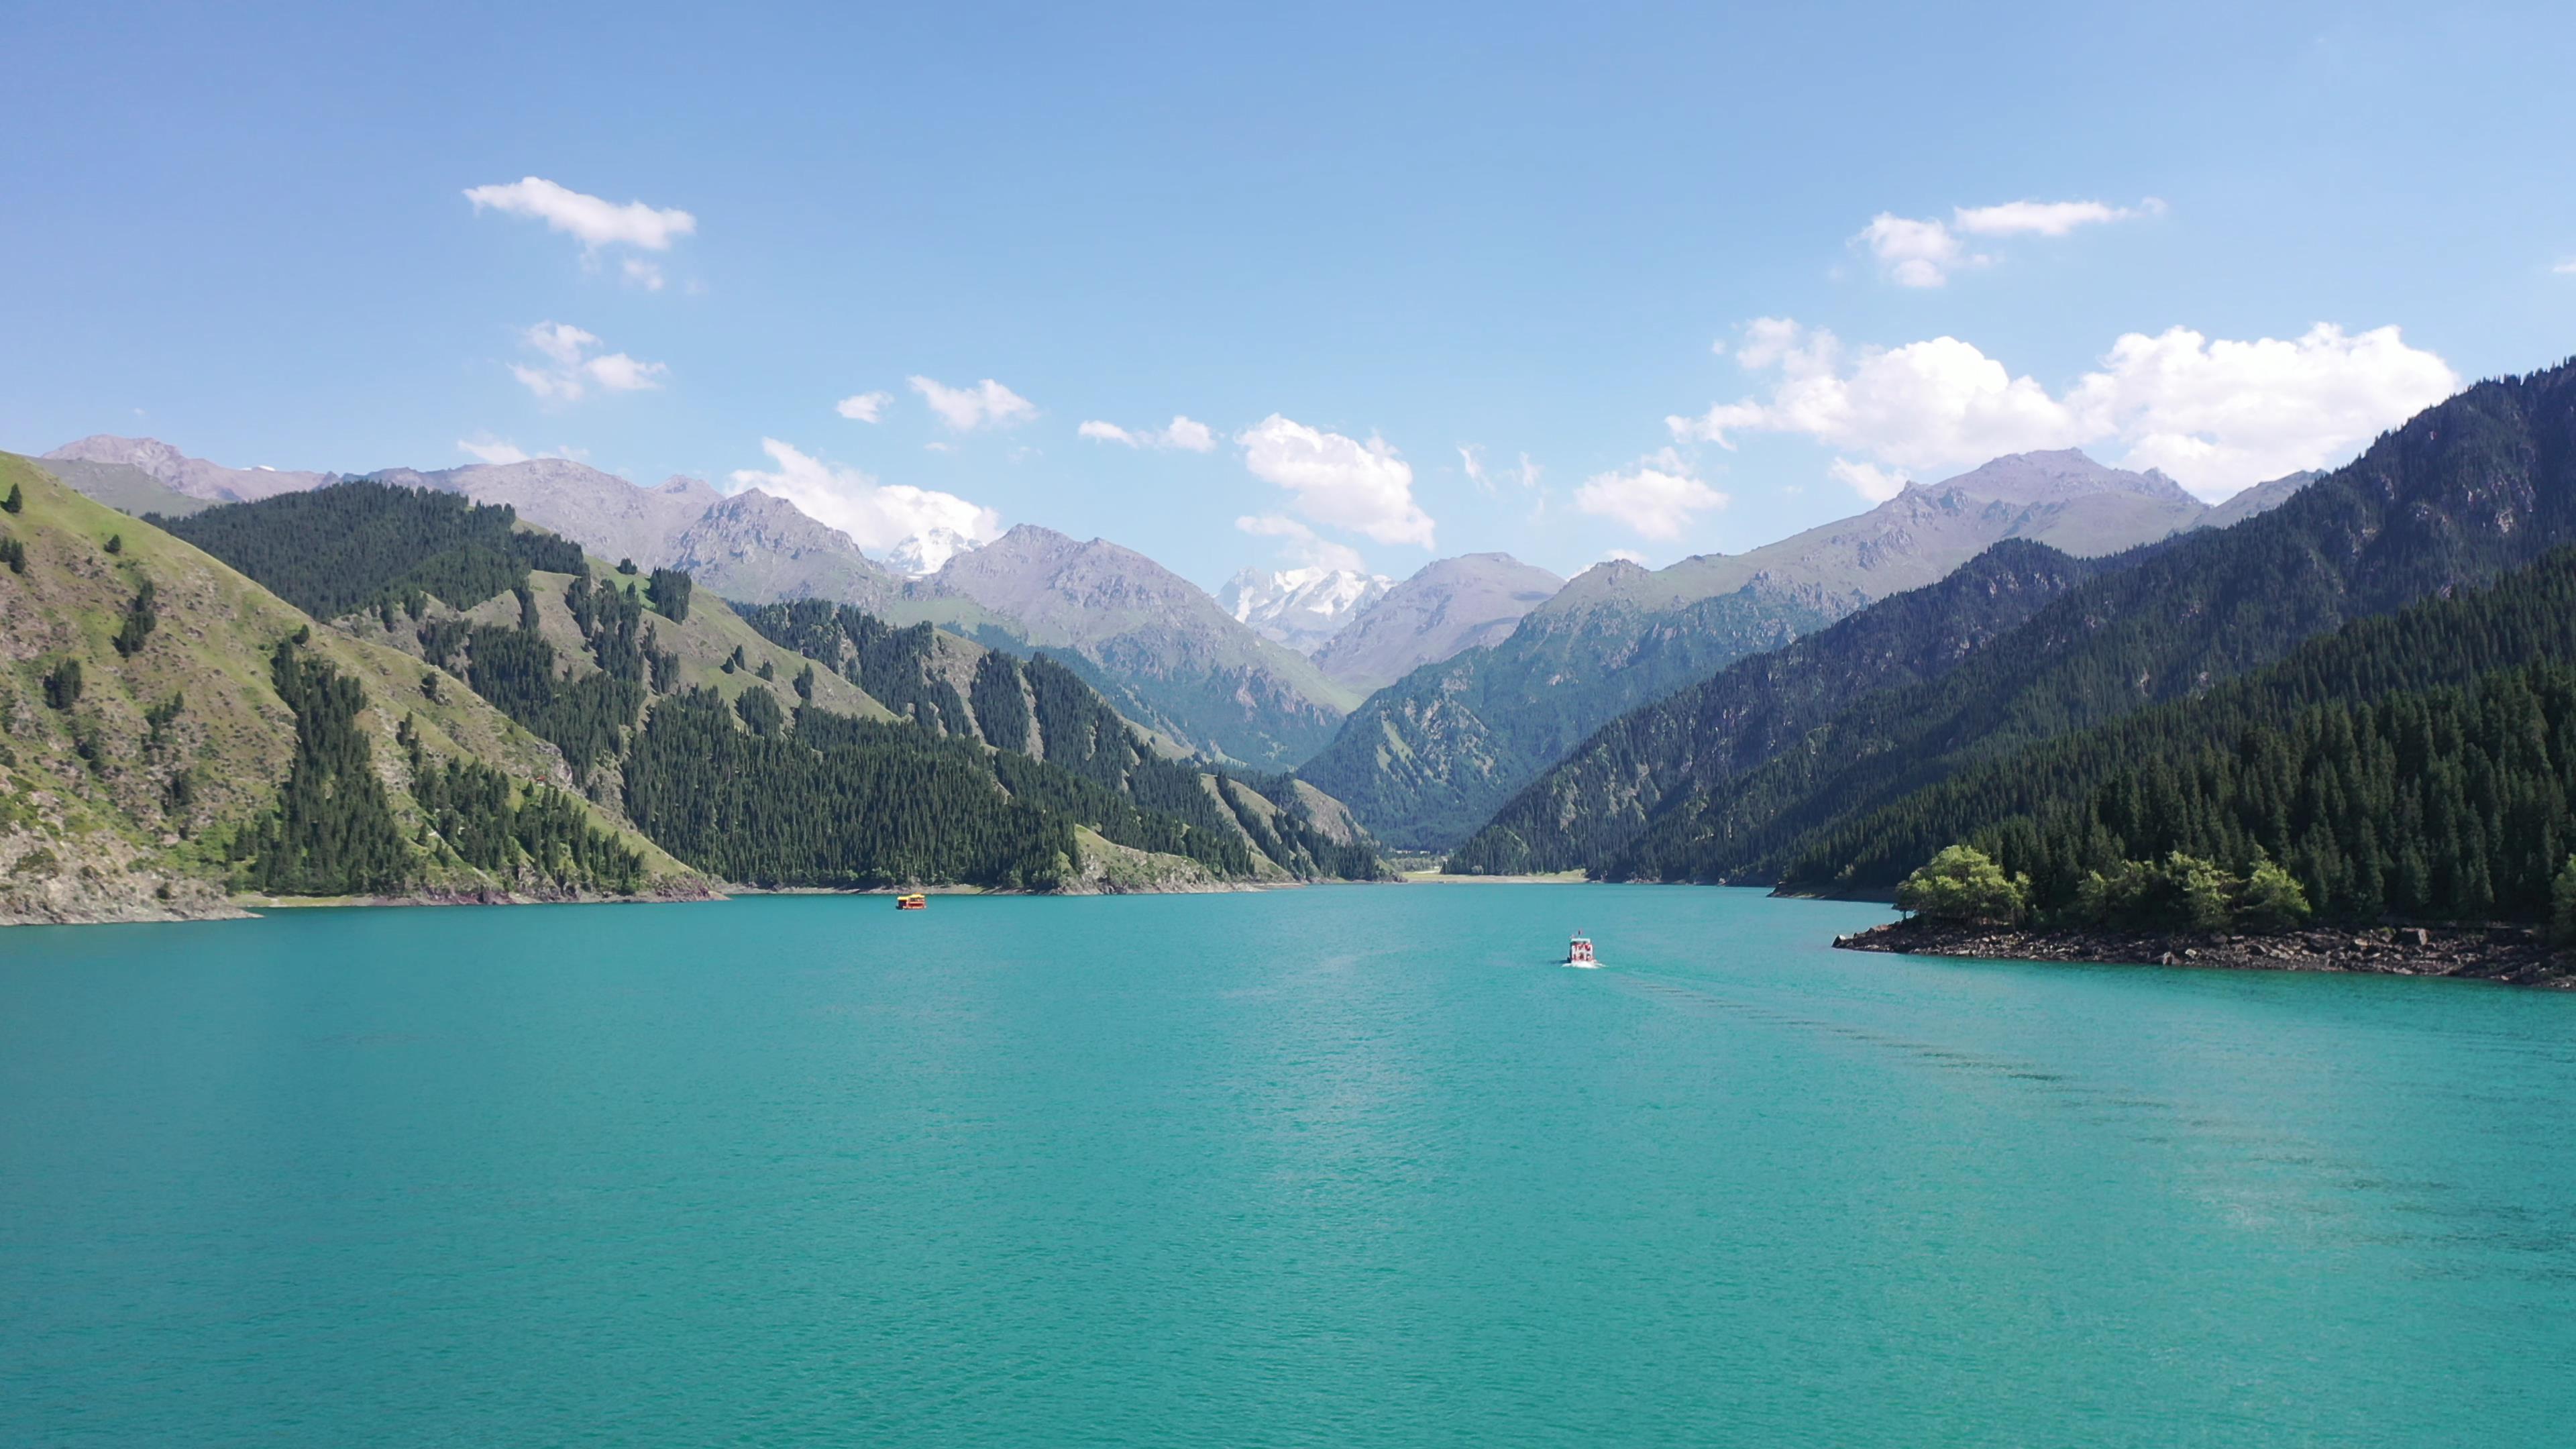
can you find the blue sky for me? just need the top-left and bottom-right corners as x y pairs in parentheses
(6, 0), (2574, 586)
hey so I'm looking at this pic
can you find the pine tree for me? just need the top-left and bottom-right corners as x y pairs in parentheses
(1, 482), (20, 514)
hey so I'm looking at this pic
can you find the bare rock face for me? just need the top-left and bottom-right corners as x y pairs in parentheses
(1312, 553), (1564, 692)
(665, 489), (897, 608)
(44, 435), (333, 502)
(423, 462), (722, 571)
(913, 525), (1358, 767)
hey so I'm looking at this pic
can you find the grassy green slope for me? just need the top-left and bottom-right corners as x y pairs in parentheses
(0, 454), (689, 922)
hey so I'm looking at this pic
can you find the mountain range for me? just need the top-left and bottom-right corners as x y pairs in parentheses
(1471, 358), (2576, 902)
(1296, 449), (2312, 849)
(32, 433), (2320, 836)
(0, 455), (1394, 922)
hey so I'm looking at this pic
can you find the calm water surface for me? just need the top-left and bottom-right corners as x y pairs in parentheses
(3, 886), (2572, 1446)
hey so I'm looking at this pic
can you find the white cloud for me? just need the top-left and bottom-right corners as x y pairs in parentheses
(1237, 414), (1435, 547)
(1858, 199), (2157, 286)
(1236, 513), (1367, 574)
(1954, 198), (2161, 237)
(1858, 213), (1982, 288)
(1079, 415), (1216, 451)
(2557, 259), (2576, 275)
(1671, 318), (2459, 500)
(1458, 445), (1542, 494)
(727, 438), (1004, 555)
(910, 376), (1036, 431)
(1573, 448), (1729, 539)
(456, 437), (530, 466)
(621, 258), (666, 291)
(464, 176), (696, 251)
(509, 321), (667, 403)
(1827, 458), (1911, 502)
(525, 321), (597, 366)
(836, 391), (893, 423)
(1604, 548), (1650, 566)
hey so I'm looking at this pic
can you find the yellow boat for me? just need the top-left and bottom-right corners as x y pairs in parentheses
(896, 893), (928, 910)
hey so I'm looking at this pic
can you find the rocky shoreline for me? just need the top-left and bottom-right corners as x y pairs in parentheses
(1835, 917), (2576, 989)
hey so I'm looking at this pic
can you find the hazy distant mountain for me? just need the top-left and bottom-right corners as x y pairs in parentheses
(26, 455), (214, 517)
(1297, 449), (2235, 849)
(905, 525), (1360, 767)
(43, 435), (332, 502)
(2197, 469), (2324, 531)
(1311, 553), (1563, 692)
(1218, 566), (1392, 653)
(364, 459), (900, 606)
(368, 460), (719, 568)
(665, 489), (900, 608)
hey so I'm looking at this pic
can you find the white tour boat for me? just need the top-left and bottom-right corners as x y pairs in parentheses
(1563, 933), (1600, 969)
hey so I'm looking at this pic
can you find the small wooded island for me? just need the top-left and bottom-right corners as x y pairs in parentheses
(1837, 844), (2576, 988)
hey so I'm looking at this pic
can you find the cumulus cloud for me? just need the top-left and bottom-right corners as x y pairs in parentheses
(2557, 259), (2576, 275)
(1671, 318), (2459, 500)
(1573, 447), (1729, 539)
(1236, 513), (1368, 574)
(727, 438), (1004, 555)
(464, 176), (697, 251)
(1237, 414), (1435, 547)
(1078, 415), (1217, 451)
(1858, 214), (1982, 288)
(621, 258), (666, 291)
(508, 321), (667, 403)
(1858, 198), (2158, 286)
(910, 376), (1036, 431)
(835, 390), (892, 423)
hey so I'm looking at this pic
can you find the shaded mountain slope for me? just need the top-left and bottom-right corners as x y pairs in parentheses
(1448, 539), (2116, 875)
(1606, 358), (2576, 885)
(1297, 450), (2257, 849)
(1774, 544), (2576, 916)
(901, 525), (1361, 767)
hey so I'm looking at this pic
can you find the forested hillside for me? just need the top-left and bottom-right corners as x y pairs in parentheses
(155, 480), (1386, 892)
(157, 481), (584, 619)
(1298, 450), (2259, 850)
(1447, 540), (2116, 874)
(1772, 545), (2576, 923)
(0, 455), (680, 922)
(738, 597), (1392, 881)
(1596, 358), (2576, 889)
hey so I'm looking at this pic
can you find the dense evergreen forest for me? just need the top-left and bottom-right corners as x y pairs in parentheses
(228, 637), (645, 897)
(401, 720), (645, 893)
(739, 597), (1389, 880)
(1557, 359), (2576, 892)
(232, 639), (411, 895)
(1448, 540), (2114, 875)
(154, 478), (1385, 892)
(160, 482), (584, 618)
(1767, 546), (2576, 925)
(624, 689), (1075, 888)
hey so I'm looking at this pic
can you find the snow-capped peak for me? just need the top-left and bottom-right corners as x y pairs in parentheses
(881, 527), (983, 577)
(1218, 566), (1393, 653)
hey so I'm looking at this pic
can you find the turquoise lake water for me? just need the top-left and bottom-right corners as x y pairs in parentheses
(4, 885), (2573, 1446)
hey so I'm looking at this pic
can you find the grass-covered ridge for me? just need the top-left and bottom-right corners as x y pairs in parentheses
(0, 454), (688, 922)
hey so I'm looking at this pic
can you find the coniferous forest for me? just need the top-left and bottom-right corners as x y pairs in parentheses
(1501, 358), (2576, 936)
(161, 482), (1389, 894)
(158, 481), (584, 619)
